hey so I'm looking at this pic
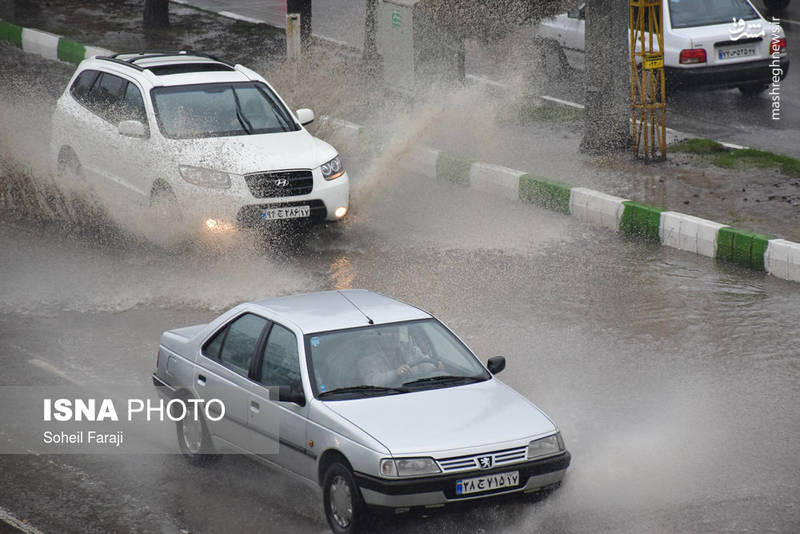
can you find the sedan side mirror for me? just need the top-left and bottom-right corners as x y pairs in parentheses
(296, 108), (314, 126)
(487, 356), (506, 375)
(278, 385), (306, 406)
(118, 120), (147, 138)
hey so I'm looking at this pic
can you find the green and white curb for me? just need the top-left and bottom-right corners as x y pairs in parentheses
(0, 21), (112, 64)
(3, 22), (798, 284)
(405, 146), (800, 284)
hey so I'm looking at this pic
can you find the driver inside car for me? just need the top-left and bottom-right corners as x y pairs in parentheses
(360, 328), (443, 386)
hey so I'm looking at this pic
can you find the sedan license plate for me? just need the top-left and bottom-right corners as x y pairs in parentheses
(456, 471), (519, 496)
(261, 205), (310, 220)
(718, 47), (756, 60)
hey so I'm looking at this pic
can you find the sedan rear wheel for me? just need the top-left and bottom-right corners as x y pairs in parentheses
(738, 83), (768, 97)
(323, 462), (366, 534)
(175, 399), (219, 466)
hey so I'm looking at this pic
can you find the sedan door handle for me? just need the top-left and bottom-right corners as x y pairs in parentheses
(197, 374), (206, 386)
(250, 400), (260, 413)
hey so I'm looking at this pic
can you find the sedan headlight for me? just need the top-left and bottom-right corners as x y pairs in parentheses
(320, 155), (344, 181)
(380, 457), (441, 478)
(179, 165), (231, 189)
(527, 433), (564, 460)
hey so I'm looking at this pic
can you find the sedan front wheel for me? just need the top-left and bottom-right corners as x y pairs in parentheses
(323, 462), (366, 534)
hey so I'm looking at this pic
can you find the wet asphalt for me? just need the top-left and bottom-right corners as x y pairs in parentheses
(0, 8), (799, 534)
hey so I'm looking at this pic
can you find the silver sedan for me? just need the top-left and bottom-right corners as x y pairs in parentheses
(152, 289), (570, 533)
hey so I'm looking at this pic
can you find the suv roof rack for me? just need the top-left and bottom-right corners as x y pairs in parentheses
(110, 50), (235, 67)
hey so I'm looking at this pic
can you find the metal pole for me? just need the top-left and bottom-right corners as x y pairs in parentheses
(286, 13), (301, 62)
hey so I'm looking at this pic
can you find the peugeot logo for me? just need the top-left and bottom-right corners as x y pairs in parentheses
(477, 456), (493, 469)
(274, 178), (290, 187)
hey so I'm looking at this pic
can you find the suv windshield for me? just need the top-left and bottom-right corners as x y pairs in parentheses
(668, 0), (758, 29)
(306, 319), (490, 399)
(151, 82), (299, 139)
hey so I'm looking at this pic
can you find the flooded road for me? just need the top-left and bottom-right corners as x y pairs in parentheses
(1, 44), (799, 534)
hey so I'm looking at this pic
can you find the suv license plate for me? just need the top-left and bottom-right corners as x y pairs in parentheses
(718, 47), (756, 60)
(261, 206), (310, 220)
(456, 471), (519, 496)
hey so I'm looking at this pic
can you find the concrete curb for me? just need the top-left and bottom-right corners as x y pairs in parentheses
(405, 149), (800, 284)
(2, 22), (798, 284)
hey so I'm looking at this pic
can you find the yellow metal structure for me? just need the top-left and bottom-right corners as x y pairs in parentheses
(630, 0), (666, 161)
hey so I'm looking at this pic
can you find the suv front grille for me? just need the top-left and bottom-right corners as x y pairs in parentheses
(245, 170), (313, 198)
(437, 445), (528, 473)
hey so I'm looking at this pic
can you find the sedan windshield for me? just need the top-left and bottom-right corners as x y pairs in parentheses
(668, 0), (758, 29)
(151, 82), (298, 139)
(307, 319), (490, 399)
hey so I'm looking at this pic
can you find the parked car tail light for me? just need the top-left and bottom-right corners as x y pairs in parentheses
(770, 37), (787, 54)
(679, 48), (707, 64)
(527, 433), (564, 460)
(380, 457), (441, 478)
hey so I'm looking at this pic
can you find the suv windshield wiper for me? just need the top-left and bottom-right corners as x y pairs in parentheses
(402, 375), (485, 388)
(318, 385), (409, 398)
(231, 87), (253, 134)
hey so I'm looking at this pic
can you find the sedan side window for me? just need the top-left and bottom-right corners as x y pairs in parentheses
(260, 324), (301, 390)
(205, 314), (267, 377)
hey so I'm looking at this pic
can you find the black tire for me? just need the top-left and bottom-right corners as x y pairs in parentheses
(322, 462), (367, 534)
(764, 0), (790, 12)
(175, 399), (219, 466)
(150, 182), (182, 222)
(738, 83), (768, 97)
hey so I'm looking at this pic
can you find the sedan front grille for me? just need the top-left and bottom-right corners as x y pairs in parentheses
(245, 170), (313, 198)
(437, 445), (528, 473)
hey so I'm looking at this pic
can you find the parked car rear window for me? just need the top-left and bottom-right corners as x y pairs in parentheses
(668, 0), (758, 29)
(151, 82), (299, 139)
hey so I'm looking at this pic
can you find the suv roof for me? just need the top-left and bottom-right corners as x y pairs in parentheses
(91, 51), (249, 85)
(251, 290), (432, 333)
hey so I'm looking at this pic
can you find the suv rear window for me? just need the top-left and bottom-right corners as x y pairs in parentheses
(71, 70), (148, 127)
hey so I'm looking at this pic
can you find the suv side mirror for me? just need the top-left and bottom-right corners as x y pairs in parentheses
(296, 108), (314, 126)
(278, 385), (306, 406)
(487, 356), (506, 375)
(118, 120), (147, 138)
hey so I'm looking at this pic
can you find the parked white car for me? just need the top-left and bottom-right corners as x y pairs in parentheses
(537, 0), (789, 95)
(51, 51), (349, 233)
(153, 290), (570, 533)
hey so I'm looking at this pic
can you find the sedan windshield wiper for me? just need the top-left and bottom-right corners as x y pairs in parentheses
(402, 375), (485, 388)
(318, 385), (409, 398)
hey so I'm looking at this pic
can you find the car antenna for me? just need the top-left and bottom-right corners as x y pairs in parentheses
(338, 291), (374, 325)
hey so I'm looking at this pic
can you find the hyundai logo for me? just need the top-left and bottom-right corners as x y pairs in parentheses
(477, 456), (493, 469)
(274, 178), (290, 187)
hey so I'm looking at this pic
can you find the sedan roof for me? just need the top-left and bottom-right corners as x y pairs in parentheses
(251, 290), (431, 333)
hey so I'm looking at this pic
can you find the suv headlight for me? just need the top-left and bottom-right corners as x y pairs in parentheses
(527, 433), (564, 460)
(380, 457), (441, 478)
(320, 155), (344, 181)
(179, 165), (231, 189)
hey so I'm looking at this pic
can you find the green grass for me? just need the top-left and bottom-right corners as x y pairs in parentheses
(672, 138), (800, 177)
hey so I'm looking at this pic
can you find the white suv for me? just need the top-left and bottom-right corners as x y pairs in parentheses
(51, 51), (349, 233)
